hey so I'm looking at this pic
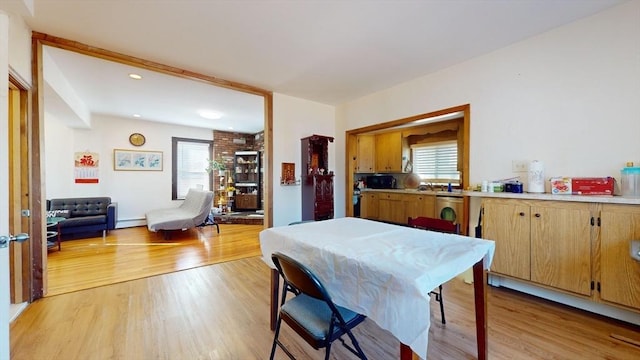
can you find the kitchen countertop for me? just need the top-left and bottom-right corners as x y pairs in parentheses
(360, 188), (464, 197)
(465, 190), (640, 205)
(360, 188), (640, 204)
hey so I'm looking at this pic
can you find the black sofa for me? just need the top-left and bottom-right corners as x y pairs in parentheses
(47, 197), (117, 238)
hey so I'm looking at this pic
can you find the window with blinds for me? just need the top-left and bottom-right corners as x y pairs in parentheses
(172, 137), (213, 199)
(411, 141), (460, 185)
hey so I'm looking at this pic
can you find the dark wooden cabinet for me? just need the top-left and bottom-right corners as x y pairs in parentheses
(301, 135), (334, 221)
(234, 150), (261, 210)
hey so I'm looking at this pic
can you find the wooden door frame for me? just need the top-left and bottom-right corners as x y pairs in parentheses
(8, 72), (37, 303)
(345, 104), (471, 233)
(29, 33), (274, 299)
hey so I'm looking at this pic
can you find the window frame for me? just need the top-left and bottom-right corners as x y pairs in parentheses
(171, 137), (214, 200)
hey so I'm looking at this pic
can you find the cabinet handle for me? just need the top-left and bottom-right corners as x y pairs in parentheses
(519, 212), (525, 216)
(535, 213), (541, 218)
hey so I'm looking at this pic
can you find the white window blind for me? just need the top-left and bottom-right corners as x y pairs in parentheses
(411, 141), (460, 185)
(176, 140), (211, 199)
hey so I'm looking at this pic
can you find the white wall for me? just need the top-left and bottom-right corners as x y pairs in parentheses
(44, 115), (213, 228)
(272, 93), (336, 226)
(336, 1), (640, 189)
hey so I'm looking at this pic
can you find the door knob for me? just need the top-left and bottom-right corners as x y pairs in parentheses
(0, 233), (30, 248)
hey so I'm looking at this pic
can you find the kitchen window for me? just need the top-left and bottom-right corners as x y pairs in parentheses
(172, 137), (213, 199)
(411, 141), (460, 186)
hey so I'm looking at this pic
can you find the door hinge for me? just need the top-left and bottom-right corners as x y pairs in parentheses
(21, 209), (30, 217)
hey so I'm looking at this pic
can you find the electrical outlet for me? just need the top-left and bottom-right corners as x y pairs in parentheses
(512, 160), (528, 172)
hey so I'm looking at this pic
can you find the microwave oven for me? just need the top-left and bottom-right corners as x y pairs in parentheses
(366, 175), (396, 189)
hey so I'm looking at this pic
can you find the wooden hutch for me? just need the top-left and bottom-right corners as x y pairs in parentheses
(301, 135), (334, 221)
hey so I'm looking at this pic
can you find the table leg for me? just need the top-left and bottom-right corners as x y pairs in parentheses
(472, 260), (488, 360)
(399, 261), (487, 360)
(57, 222), (62, 250)
(270, 268), (279, 331)
(399, 343), (416, 360)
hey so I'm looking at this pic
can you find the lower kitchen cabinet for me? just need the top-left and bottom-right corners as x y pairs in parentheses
(599, 204), (640, 310)
(483, 197), (640, 313)
(361, 191), (435, 225)
(360, 192), (378, 220)
(483, 199), (531, 281)
(378, 192), (404, 223)
(405, 194), (435, 220)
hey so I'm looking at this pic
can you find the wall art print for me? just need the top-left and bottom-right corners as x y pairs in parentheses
(74, 151), (99, 183)
(114, 149), (163, 171)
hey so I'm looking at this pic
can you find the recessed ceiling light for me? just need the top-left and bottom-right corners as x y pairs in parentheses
(133, 114), (141, 118)
(129, 73), (143, 80)
(199, 110), (223, 120)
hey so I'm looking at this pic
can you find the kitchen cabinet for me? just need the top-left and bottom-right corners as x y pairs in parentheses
(375, 131), (402, 173)
(599, 204), (640, 310)
(404, 193), (436, 220)
(483, 199), (531, 280)
(361, 191), (435, 225)
(361, 192), (379, 220)
(355, 135), (375, 173)
(483, 198), (592, 296)
(378, 192), (404, 224)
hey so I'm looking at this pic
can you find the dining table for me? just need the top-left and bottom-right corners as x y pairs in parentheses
(259, 217), (495, 360)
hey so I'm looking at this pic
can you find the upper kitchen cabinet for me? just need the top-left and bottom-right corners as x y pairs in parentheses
(375, 131), (403, 173)
(355, 134), (375, 173)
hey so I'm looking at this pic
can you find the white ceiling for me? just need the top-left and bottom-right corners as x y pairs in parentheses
(0, 0), (626, 132)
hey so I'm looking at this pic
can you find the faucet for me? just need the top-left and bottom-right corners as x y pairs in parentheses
(420, 182), (434, 191)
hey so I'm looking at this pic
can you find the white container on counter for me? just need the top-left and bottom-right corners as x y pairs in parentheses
(621, 167), (640, 197)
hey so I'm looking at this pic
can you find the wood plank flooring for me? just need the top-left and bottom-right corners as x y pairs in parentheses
(11, 224), (640, 359)
(46, 224), (263, 296)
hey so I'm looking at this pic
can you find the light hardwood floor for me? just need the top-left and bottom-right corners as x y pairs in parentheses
(11, 225), (640, 359)
(46, 224), (263, 296)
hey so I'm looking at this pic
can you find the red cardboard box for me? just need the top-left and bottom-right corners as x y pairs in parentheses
(571, 177), (614, 195)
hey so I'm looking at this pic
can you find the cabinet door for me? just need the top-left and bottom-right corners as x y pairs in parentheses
(405, 194), (435, 220)
(483, 199), (531, 280)
(375, 132), (402, 172)
(599, 204), (640, 310)
(378, 192), (403, 224)
(361, 193), (379, 220)
(356, 135), (375, 173)
(530, 202), (592, 296)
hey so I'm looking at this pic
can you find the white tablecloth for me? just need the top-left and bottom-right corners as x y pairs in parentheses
(260, 217), (495, 359)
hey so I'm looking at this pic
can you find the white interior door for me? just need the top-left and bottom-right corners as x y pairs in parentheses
(1, 11), (11, 360)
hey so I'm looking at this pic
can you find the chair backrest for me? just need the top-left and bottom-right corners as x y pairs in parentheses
(271, 252), (333, 303)
(181, 188), (214, 224)
(408, 216), (459, 234)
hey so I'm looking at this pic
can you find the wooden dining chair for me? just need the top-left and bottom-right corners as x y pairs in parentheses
(407, 216), (460, 325)
(270, 252), (368, 360)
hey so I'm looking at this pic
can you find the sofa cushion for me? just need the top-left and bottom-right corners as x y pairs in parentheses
(58, 215), (107, 228)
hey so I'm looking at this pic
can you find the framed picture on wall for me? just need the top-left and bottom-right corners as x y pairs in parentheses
(114, 149), (163, 171)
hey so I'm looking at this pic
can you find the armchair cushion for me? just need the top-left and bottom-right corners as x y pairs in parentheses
(145, 188), (214, 232)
